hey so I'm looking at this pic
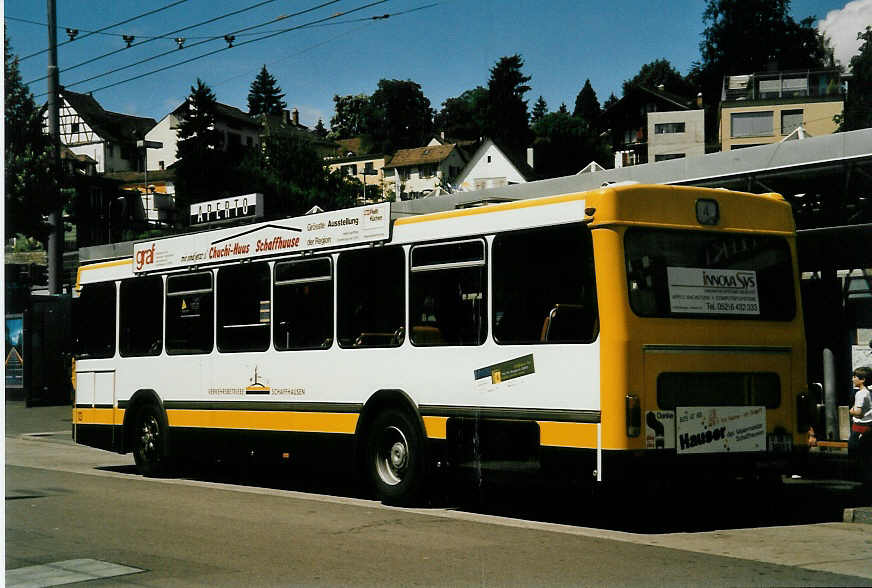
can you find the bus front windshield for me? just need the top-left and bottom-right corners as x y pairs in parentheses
(624, 228), (796, 321)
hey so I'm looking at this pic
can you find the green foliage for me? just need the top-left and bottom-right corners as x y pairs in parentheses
(531, 96), (548, 125)
(622, 59), (695, 98)
(436, 87), (489, 141)
(5, 35), (59, 243)
(313, 118), (328, 138)
(573, 79), (601, 129)
(247, 65), (287, 116)
(329, 94), (373, 140)
(369, 79), (434, 153)
(836, 26), (872, 131)
(485, 54), (532, 159)
(239, 133), (357, 218)
(532, 111), (610, 178)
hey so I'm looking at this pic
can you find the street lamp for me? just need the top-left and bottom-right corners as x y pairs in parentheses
(137, 139), (163, 223)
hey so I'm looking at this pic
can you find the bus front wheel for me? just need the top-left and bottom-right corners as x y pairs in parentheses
(366, 409), (425, 505)
(132, 404), (173, 477)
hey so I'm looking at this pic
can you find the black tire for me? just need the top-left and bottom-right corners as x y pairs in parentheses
(132, 403), (174, 477)
(365, 408), (427, 505)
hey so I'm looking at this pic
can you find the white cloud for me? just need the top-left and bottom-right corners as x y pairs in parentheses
(818, 0), (872, 70)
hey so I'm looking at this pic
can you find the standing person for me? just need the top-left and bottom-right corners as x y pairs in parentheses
(849, 366), (872, 481)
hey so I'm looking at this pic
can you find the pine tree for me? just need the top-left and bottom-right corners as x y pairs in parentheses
(5, 35), (58, 242)
(573, 79), (601, 130)
(313, 118), (328, 138)
(248, 65), (287, 116)
(531, 96), (548, 124)
(485, 54), (532, 158)
(174, 79), (228, 217)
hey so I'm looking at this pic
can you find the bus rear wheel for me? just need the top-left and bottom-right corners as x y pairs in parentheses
(132, 404), (173, 477)
(366, 409), (426, 505)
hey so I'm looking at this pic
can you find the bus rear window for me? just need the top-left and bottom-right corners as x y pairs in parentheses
(624, 228), (795, 320)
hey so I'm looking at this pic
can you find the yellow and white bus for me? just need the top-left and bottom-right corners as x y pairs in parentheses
(73, 184), (809, 503)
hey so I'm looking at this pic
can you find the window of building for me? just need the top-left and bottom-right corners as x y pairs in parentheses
(492, 224), (598, 344)
(274, 258), (333, 350)
(337, 247), (404, 348)
(71, 122), (80, 134)
(75, 282), (116, 359)
(654, 122), (685, 134)
(419, 164), (436, 178)
(217, 263), (270, 353)
(364, 161), (374, 173)
(655, 153), (685, 162)
(166, 272), (213, 355)
(731, 111), (773, 138)
(410, 240), (486, 346)
(158, 161), (165, 170)
(119, 276), (163, 357)
(342, 164), (358, 176)
(781, 109), (803, 135)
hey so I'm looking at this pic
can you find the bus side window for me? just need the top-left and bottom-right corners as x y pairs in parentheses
(75, 282), (116, 359)
(166, 272), (214, 355)
(274, 257), (333, 351)
(410, 239), (487, 346)
(217, 262), (270, 353)
(493, 223), (598, 345)
(337, 247), (405, 348)
(119, 276), (163, 357)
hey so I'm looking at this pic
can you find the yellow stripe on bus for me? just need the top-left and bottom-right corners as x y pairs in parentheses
(394, 192), (585, 226)
(74, 407), (122, 426)
(166, 409), (359, 434)
(75, 258), (132, 290)
(538, 421), (598, 448)
(422, 416), (448, 439)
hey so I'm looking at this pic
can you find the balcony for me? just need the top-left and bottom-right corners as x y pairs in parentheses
(723, 70), (845, 104)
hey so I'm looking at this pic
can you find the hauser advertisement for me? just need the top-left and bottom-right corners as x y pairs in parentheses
(134, 203), (390, 273)
(675, 406), (766, 454)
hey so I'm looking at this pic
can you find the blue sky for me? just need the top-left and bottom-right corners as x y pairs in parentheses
(5, 1), (866, 128)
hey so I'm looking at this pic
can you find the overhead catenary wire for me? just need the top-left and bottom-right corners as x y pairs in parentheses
(15, 0), (191, 62)
(51, 0), (344, 92)
(25, 0), (288, 86)
(64, 0), (391, 97)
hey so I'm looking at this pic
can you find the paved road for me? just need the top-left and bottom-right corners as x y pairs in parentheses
(6, 402), (872, 586)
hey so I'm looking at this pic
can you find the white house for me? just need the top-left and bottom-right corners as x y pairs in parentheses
(47, 89), (156, 174)
(145, 101), (261, 171)
(453, 138), (530, 191)
(383, 143), (468, 199)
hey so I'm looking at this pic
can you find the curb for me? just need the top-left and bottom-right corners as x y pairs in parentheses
(843, 506), (872, 524)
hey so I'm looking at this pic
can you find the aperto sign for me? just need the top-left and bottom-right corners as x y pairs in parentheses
(190, 194), (264, 226)
(134, 202), (391, 273)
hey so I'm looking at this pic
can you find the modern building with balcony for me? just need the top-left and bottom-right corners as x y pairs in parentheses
(719, 70), (846, 151)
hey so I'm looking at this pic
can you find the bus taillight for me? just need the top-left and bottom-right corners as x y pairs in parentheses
(626, 394), (641, 437)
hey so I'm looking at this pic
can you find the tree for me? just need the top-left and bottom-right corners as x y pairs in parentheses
(531, 95), (548, 124)
(174, 79), (235, 219)
(369, 79), (434, 153)
(239, 133), (357, 218)
(313, 118), (328, 138)
(690, 0), (831, 138)
(622, 59), (695, 98)
(573, 79), (601, 129)
(247, 65), (287, 116)
(5, 35), (59, 242)
(532, 111), (609, 179)
(603, 93), (619, 111)
(329, 94), (373, 140)
(436, 87), (489, 141)
(836, 26), (872, 131)
(485, 54), (532, 158)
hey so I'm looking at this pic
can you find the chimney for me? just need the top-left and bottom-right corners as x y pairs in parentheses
(696, 92), (703, 108)
(282, 109), (291, 125)
(292, 108), (299, 126)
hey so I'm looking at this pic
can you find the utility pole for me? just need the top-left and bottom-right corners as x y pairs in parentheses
(46, 0), (63, 294)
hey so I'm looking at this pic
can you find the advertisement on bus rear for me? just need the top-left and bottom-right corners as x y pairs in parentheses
(666, 267), (760, 315)
(134, 203), (390, 273)
(675, 406), (766, 454)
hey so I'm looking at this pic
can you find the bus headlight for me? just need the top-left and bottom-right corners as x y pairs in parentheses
(626, 394), (641, 438)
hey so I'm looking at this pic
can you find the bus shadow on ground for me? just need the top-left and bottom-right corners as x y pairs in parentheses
(104, 458), (870, 534)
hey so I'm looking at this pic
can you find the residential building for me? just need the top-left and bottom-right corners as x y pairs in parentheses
(48, 89), (156, 174)
(145, 101), (261, 171)
(719, 70), (845, 151)
(383, 143), (468, 199)
(602, 85), (703, 167)
(453, 138), (531, 190)
(258, 108), (337, 158)
(326, 154), (391, 202)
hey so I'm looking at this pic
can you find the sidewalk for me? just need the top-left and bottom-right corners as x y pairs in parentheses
(5, 400), (73, 438)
